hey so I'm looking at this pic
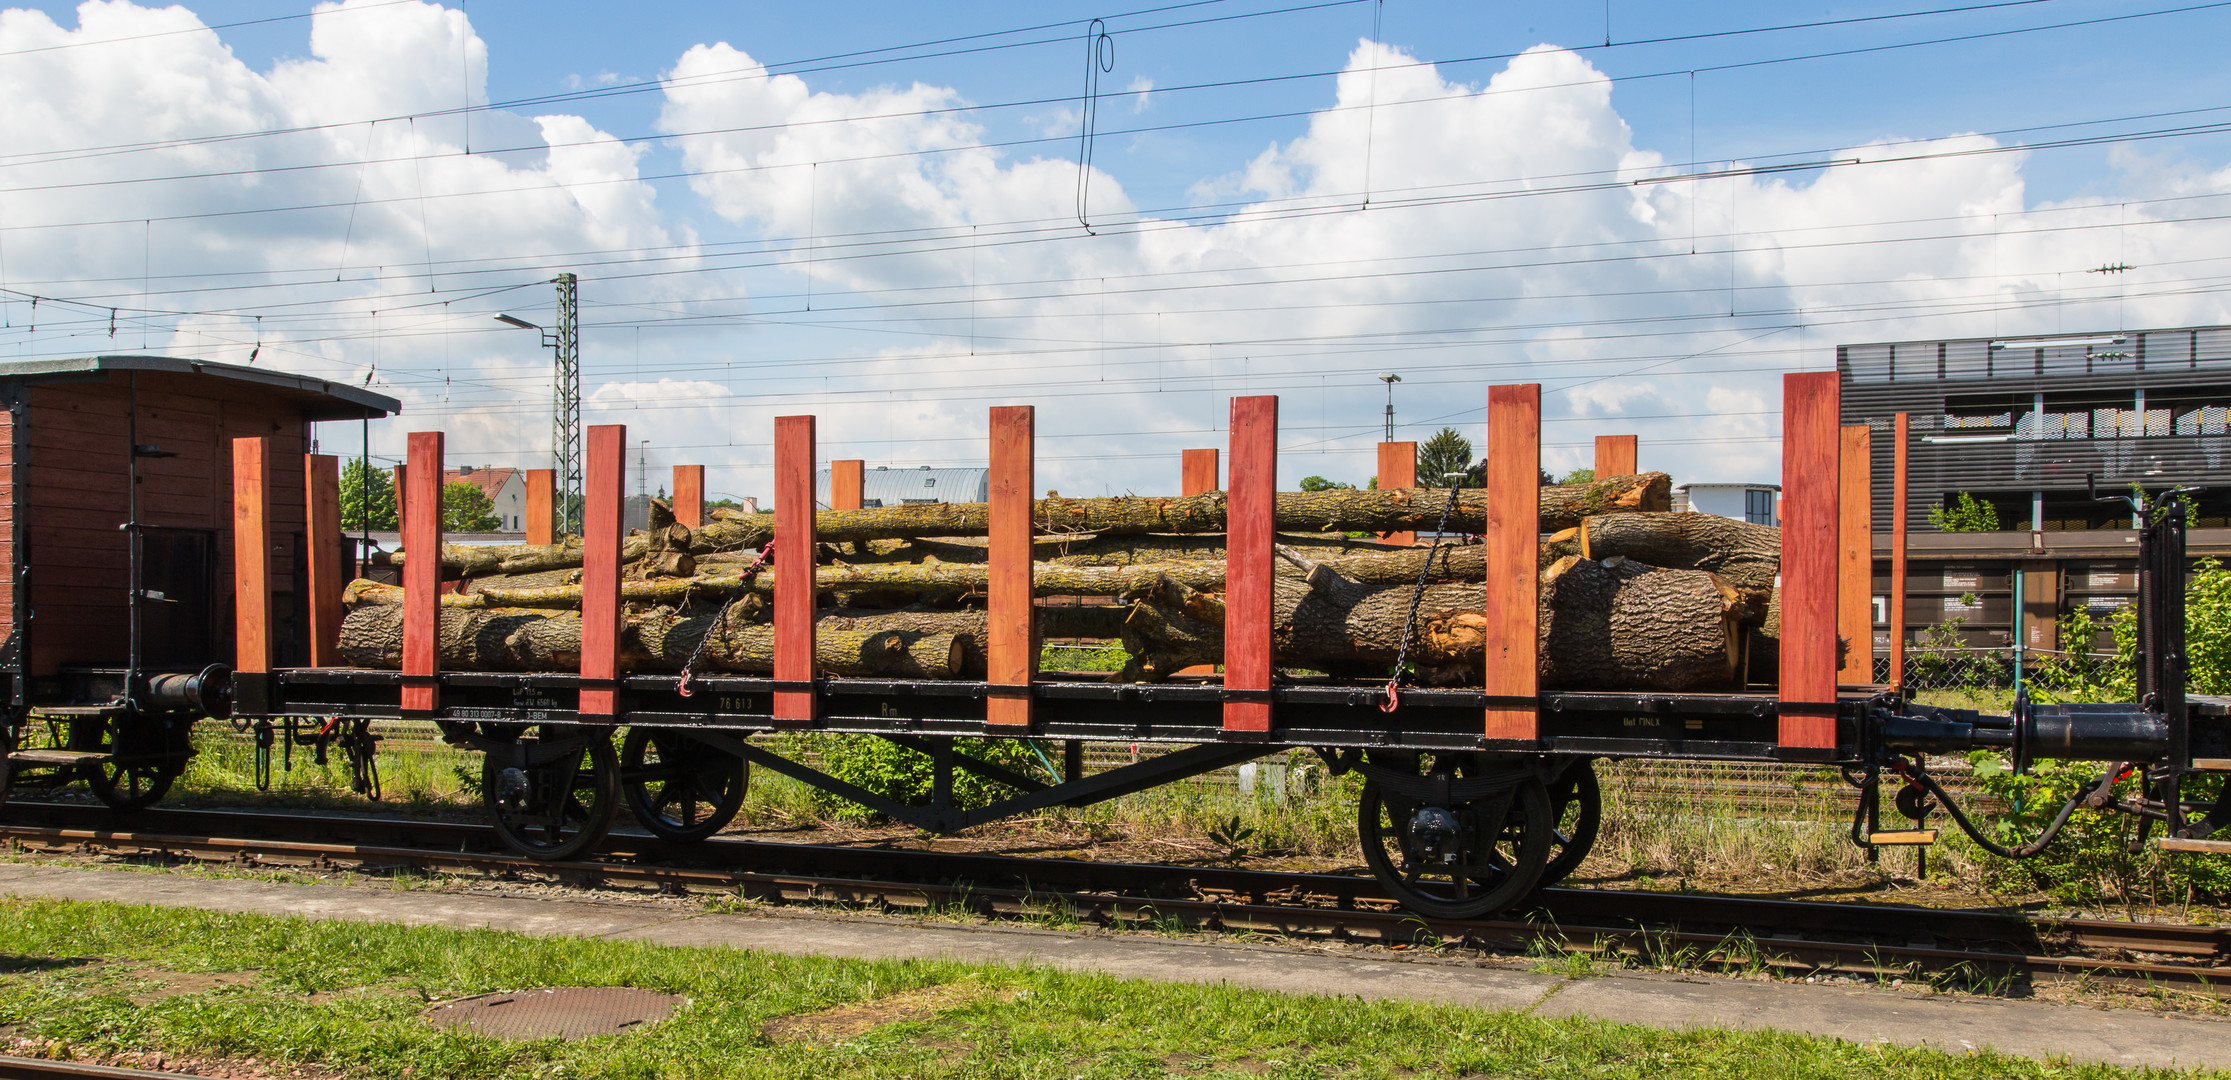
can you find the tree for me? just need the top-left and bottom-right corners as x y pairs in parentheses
(339, 459), (396, 531)
(1559, 467), (1596, 485)
(1415, 428), (1474, 488)
(1300, 475), (1355, 491)
(442, 481), (503, 532)
(1930, 492), (2000, 532)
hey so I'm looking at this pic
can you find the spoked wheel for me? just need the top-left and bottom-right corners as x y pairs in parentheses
(1538, 757), (1602, 889)
(482, 726), (620, 861)
(1356, 753), (1554, 920)
(75, 716), (191, 811)
(620, 728), (748, 843)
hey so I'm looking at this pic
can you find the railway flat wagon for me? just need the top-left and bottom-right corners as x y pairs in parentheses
(4, 357), (2222, 920)
(0, 356), (396, 807)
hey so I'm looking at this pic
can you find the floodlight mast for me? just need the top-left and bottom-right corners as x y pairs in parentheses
(495, 272), (583, 535)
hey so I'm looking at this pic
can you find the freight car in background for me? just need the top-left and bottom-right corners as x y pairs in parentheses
(0, 352), (2218, 921)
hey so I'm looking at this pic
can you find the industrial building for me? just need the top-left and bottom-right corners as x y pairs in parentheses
(1840, 325), (2231, 663)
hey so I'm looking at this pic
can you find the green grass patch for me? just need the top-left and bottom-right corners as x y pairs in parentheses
(0, 896), (2207, 1079)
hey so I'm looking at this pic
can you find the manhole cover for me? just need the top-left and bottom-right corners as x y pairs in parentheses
(424, 987), (683, 1041)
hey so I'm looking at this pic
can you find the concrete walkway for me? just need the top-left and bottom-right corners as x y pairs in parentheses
(0, 863), (2226, 1071)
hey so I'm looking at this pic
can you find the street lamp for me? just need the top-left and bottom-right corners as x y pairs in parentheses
(495, 297), (582, 533)
(1378, 373), (1401, 443)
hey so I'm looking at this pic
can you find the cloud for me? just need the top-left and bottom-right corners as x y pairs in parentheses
(0, 0), (715, 468)
(659, 36), (2231, 494)
(10, 10), (2231, 501)
(1126, 74), (1153, 113)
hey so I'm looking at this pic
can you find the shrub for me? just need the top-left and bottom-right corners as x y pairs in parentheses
(780, 733), (1047, 822)
(1928, 491), (2000, 532)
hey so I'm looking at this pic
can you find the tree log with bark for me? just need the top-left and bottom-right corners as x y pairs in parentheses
(1117, 555), (1745, 690)
(381, 475), (1671, 574)
(1579, 512), (1780, 602)
(340, 603), (973, 677)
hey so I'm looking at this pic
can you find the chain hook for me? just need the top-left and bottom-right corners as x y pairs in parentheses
(678, 539), (776, 698)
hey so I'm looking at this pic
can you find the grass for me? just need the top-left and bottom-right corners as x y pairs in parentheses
(0, 896), (2208, 1080)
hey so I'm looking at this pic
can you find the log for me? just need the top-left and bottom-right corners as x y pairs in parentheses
(339, 603), (970, 677)
(1534, 555), (1745, 691)
(1122, 557), (1744, 690)
(873, 532), (1412, 566)
(394, 475), (1671, 573)
(1580, 512), (1780, 602)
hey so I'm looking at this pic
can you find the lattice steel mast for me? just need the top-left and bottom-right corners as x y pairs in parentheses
(552, 272), (581, 533)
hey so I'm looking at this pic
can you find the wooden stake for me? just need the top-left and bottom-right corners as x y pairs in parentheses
(1484, 385), (1541, 743)
(1224, 397), (1277, 734)
(987, 406), (1035, 727)
(1594, 434), (1637, 477)
(1376, 441), (1416, 545)
(775, 416), (818, 722)
(1889, 412), (1909, 690)
(304, 452), (342, 668)
(525, 469), (554, 546)
(671, 464), (705, 528)
(580, 424), (625, 717)
(1181, 449), (1220, 496)
(1779, 373), (1839, 749)
(1838, 424), (1873, 683)
(231, 437), (271, 675)
(830, 459), (864, 511)
(401, 432), (443, 713)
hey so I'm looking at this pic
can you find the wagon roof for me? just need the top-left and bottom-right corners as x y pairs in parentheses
(0, 354), (399, 421)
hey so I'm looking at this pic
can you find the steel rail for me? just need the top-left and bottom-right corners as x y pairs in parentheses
(1, 802), (2223, 988)
(0, 1055), (191, 1079)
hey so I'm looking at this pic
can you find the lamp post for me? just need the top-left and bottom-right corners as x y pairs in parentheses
(496, 272), (581, 533)
(1378, 373), (1401, 443)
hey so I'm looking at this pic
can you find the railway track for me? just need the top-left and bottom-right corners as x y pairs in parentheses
(0, 1055), (185, 1079)
(0, 801), (2223, 990)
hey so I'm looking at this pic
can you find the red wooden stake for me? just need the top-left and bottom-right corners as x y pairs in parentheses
(1376, 441), (1416, 545)
(1171, 448), (1225, 676)
(524, 469), (554, 545)
(231, 437), (271, 675)
(671, 464), (705, 528)
(1779, 372), (1840, 749)
(401, 431), (443, 713)
(580, 424), (625, 717)
(829, 459), (864, 511)
(1889, 412), (1910, 690)
(775, 416), (818, 722)
(1483, 385), (1541, 743)
(1837, 424), (1874, 684)
(1223, 397), (1277, 734)
(987, 406), (1035, 727)
(304, 453), (342, 668)
(1593, 434), (1637, 477)
(1181, 449), (1219, 496)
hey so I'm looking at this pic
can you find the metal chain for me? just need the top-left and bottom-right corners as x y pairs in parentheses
(678, 539), (777, 698)
(1382, 484), (1463, 713)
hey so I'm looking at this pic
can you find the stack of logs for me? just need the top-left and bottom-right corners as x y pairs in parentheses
(339, 471), (1788, 691)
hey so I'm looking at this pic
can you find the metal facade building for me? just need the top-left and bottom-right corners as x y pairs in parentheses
(1837, 326), (2231, 661)
(815, 465), (989, 509)
(1840, 326), (2231, 533)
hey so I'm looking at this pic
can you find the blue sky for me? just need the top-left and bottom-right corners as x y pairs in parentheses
(2, 0), (2229, 496)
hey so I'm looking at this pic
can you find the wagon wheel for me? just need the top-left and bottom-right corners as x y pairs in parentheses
(1356, 754), (1553, 920)
(76, 716), (191, 812)
(1538, 758), (1602, 889)
(482, 726), (619, 861)
(619, 728), (747, 843)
